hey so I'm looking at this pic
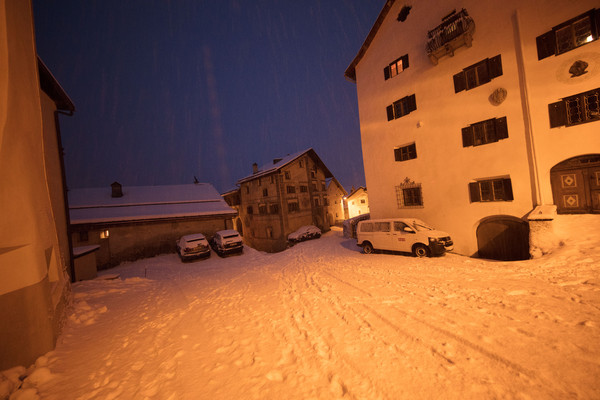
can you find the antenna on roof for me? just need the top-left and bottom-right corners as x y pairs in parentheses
(193, 176), (199, 184)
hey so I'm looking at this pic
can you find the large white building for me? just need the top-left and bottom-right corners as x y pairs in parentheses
(345, 0), (600, 260)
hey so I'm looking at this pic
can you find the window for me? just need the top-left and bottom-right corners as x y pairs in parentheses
(259, 204), (267, 215)
(394, 143), (417, 161)
(288, 201), (300, 212)
(286, 185), (296, 194)
(245, 186), (249, 194)
(360, 199), (366, 204)
(313, 197), (320, 207)
(284, 171), (290, 180)
(536, 9), (599, 60)
(362, 222), (391, 232)
(469, 178), (514, 202)
(453, 55), (502, 93)
(100, 229), (110, 239)
(324, 197), (329, 206)
(300, 185), (308, 193)
(395, 180), (423, 208)
(311, 182), (318, 191)
(384, 54), (409, 80)
(263, 188), (268, 197)
(321, 181), (326, 191)
(462, 117), (508, 147)
(387, 94), (417, 121)
(548, 87), (600, 128)
(269, 203), (279, 214)
(246, 205), (254, 214)
(270, 175), (275, 184)
(311, 170), (316, 179)
(299, 160), (304, 168)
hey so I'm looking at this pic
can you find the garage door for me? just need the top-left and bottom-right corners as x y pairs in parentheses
(550, 155), (600, 214)
(477, 217), (530, 261)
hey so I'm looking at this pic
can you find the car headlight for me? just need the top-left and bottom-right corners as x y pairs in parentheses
(428, 237), (439, 244)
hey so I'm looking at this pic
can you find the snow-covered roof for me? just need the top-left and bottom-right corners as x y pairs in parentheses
(69, 183), (237, 224)
(346, 186), (367, 200)
(236, 148), (333, 184)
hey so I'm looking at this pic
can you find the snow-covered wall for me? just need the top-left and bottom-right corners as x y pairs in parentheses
(351, 0), (600, 257)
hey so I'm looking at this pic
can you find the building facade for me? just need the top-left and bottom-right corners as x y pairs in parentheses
(0, 0), (74, 369)
(346, 0), (600, 259)
(346, 186), (370, 218)
(326, 178), (348, 225)
(69, 183), (237, 269)
(235, 149), (334, 252)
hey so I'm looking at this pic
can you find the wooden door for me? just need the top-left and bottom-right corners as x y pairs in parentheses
(551, 169), (589, 213)
(477, 218), (530, 261)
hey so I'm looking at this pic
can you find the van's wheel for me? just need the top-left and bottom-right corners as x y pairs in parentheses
(363, 242), (374, 254)
(413, 244), (430, 258)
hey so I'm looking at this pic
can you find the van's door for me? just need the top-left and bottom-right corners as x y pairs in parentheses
(390, 221), (413, 252)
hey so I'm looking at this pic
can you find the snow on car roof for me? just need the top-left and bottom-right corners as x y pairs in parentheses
(69, 183), (237, 224)
(181, 233), (206, 241)
(216, 229), (240, 237)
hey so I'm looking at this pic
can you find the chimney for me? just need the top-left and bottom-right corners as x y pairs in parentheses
(111, 181), (123, 198)
(273, 158), (283, 164)
(252, 163), (258, 174)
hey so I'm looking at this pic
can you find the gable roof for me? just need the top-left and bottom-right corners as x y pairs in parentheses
(38, 57), (75, 112)
(69, 183), (236, 224)
(344, 0), (396, 82)
(326, 177), (348, 196)
(346, 186), (367, 200)
(236, 148), (333, 184)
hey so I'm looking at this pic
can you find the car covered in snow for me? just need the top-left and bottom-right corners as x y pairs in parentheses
(176, 233), (211, 261)
(211, 229), (243, 256)
(288, 225), (322, 244)
(357, 218), (453, 257)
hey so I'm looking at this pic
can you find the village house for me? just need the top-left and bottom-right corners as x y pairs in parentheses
(0, 0), (74, 369)
(69, 182), (237, 269)
(345, 0), (600, 260)
(346, 186), (370, 218)
(326, 177), (348, 225)
(232, 149), (335, 252)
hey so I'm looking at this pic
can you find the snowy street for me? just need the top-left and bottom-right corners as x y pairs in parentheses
(25, 216), (600, 399)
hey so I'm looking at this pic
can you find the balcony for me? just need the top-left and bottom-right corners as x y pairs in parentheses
(426, 9), (475, 65)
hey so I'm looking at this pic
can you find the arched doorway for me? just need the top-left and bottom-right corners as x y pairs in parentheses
(550, 154), (600, 214)
(476, 216), (529, 261)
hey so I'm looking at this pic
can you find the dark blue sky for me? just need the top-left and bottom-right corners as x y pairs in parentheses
(33, 1), (382, 193)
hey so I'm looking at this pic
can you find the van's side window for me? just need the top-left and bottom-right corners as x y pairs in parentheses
(375, 222), (391, 232)
(394, 221), (409, 231)
(361, 222), (374, 232)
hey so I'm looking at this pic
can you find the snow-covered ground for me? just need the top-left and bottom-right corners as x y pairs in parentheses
(3, 215), (599, 399)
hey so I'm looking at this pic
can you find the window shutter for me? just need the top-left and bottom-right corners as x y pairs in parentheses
(548, 101), (567, 128)
(402, 54), (409, 69)
(384, 66), (391, 80)
(407, 94), (417, 112)
(394, 148), (401, 161)
(502, 178), (514, 200)
(469, 182), (480, 202)
(594, 9), (600, 39)
(476, 60), (490, 84)
(410, 143), (417, 159)
(495, 116), (508, 140)
(488, 55), (503, 79)
(462, 126), (474, 147)
(536, 30), (556, 60)
(453, 71), (466, 93)
(394, 100), (404, 118)
(386, 105), (394, 121)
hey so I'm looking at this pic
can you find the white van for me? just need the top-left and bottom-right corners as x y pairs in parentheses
(357, 218), (453, 257)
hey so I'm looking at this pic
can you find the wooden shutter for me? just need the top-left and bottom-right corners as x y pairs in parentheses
(548, 101), (567, 128)
(469, 182), (481, 202)
(453, 71), (466, 93)
(488, 55), (503, 79)
(407, 94), (417, 113)
(384, 66), (391, 80)
(594, 8), (600, 39)
(462, 126), (474, 147)
(409, 143), (417, 159)
(475, 60), (490, 85)
(502, 178), (514, 200)
(394, 148), (401, 161)
(536, 30), (556, 60)
(394, 99), (404, 118)
(495, 116), (508, 140)
(402, 54), (409, 69)
(386, 105), (394, 121)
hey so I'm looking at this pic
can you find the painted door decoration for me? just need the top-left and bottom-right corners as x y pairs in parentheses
(550, 155), (600, 214)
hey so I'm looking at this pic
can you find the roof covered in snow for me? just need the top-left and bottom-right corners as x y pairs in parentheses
(236, 148), (333, 184)
(69, 183), (237, 224)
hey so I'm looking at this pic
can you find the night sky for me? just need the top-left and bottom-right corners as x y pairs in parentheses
(33, 1), (382, 193)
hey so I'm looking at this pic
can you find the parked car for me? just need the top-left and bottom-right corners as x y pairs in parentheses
(343, 213), (370, 238)
(357, 218), (453, 257)
(176, 233), (211, 261)
(211, 230), (243, 256)
(288, 225), (321, 243)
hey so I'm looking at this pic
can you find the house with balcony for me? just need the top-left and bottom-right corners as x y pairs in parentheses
(345, 0), (600, 260)
(235, 149), (334, 252)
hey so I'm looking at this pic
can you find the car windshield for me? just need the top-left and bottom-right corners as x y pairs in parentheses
(188, 238), (203, 243)
(411, 220), (433, 231)
(223, 234), (239, 239)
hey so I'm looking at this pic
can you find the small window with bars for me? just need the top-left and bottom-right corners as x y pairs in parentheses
(548, 87), (600, 128)
(395, 182), (423, 208)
